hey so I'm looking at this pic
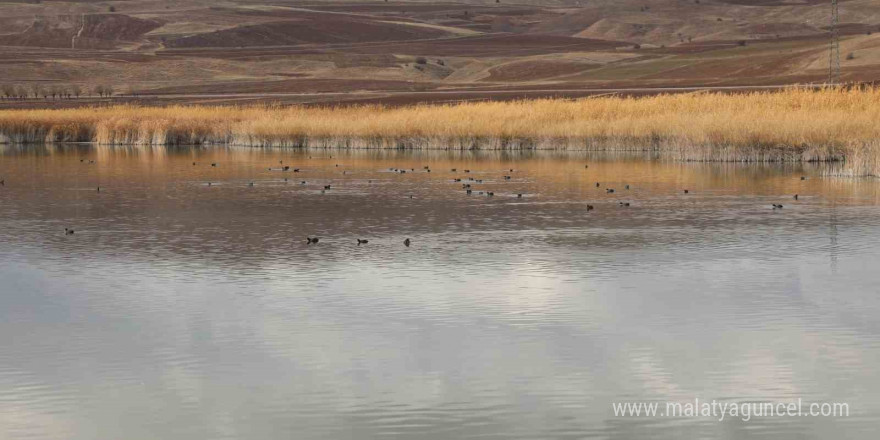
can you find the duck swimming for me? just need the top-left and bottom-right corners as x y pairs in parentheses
(357, 239), (369, 246)
(404, 238), (411, 247)
(306, 237), (319, 244)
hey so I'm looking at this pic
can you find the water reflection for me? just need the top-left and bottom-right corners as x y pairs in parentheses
(1, 146), (879, 440)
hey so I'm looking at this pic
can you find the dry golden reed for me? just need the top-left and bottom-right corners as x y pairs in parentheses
(1, 87), (879, 175)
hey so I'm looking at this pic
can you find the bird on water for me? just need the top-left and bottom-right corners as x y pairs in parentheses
(64, 228), (74, 235)
(404, 238), (411, 247)
(306, 237), (320, 244)
(357, 239), (369, 246)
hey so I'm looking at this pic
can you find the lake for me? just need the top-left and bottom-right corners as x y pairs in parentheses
(1, 145), (879, 439)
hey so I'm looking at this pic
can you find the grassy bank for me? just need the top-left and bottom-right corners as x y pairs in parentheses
(1, 87), (879, 175)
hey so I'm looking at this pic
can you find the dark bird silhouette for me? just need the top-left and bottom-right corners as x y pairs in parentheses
(207, 182), (212, 186)
(606, 188), (615, 193)
(324, 185), (332, 190)
(64, 228), (74, 235)
(487, 192), (494, 196)
(509, 169), (514, 172)
(587, 205), (594, 211)
(294, 168), (300, 172)
(357, 239), (369, 246)
(192, 162), (196, 166)
(619, 202), (630, 207)
(585, 165), (589, 169)
(625, 185), (630, 190)
(504, 176), (511, 180)
(97, 187), (100, 192)
(463, 184), (471, 189)
(282, 166), (290, 171)
(476, 179), (483, 183)
(451, 168), (457, 172)
(454, 178), (462, 182)
(464, 169), (471, 173)
(773, 204), (784, 209)
(301, 181), (306, 184)
(400, 170), (406, 174)
(684, 189), (689, 194)
(424, 166), (430, 170)
(249, 182), (254, 187)
(596, 182), (600, 187)
(800, 176), (806, 180)
(307, 237), (319, 244)
(211, 163), (217, 167)
(517, 193), (523, 198)
(794, 194), (799, 200)
(466, 189), (472, 195)
(404, 238), (411, 247)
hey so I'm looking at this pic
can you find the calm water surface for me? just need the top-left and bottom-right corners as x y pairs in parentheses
(1, 145), (880, 439)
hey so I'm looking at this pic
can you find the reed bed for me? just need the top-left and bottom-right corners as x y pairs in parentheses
(1, 87), (879, 175)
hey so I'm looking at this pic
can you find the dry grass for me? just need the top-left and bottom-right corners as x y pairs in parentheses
(1, 87), (879, 175)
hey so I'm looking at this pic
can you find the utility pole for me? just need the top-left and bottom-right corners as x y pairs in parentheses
(829, 0), (840, 85)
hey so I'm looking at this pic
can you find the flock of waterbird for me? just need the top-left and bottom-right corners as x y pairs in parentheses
(0, 155), (804, 238)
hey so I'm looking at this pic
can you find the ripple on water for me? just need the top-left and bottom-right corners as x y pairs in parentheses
(1, 148), (880, 440)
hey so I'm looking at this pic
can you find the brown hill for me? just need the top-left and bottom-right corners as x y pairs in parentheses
(0, 0), (878, 107)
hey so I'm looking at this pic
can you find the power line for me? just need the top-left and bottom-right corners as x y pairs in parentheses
(829, 0), (840, 85)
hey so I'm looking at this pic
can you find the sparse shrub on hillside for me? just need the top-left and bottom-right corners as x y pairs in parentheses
(94, 85), (115, 97)
(847, 52), (855, 60)
(415, 57), (428, 65)
(30, 84), (43, 99)
(1, 85), (14, 100)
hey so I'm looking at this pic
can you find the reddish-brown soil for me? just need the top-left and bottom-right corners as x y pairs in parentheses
(0, 0), (879, 108)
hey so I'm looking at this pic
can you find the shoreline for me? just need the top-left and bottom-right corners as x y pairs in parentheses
(1, 87), (878, 176)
